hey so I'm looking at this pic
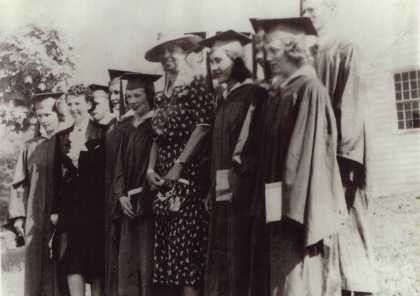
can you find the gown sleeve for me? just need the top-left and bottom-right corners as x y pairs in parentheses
(12, 144), (28, 189)
(113, 131), (127, 199)
(333, 43), (365, 166)
(283, 80), (347, 247)
(8, 144), (28, 219)
(232, 86), (268, 175)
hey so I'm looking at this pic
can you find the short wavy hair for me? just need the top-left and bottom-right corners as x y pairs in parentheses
(66, 84), (91, 102)
(278, 34), (313, 67)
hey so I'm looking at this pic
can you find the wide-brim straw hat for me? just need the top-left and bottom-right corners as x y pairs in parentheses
(145, 34), (203, 63)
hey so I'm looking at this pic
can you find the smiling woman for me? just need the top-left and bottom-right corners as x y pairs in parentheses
(145, 33), (214, 296)
(201, 30), (268, 296)
(6, 91), (67, 296)
(53, 84), (107, 296)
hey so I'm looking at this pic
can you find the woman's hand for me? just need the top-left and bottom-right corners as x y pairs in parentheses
(147, 169), (165, 190)
(119, 196), (135, 218)
(164, 162), (183, 183)
(50, 214), (59, 226)
(13, 218), (24, 235)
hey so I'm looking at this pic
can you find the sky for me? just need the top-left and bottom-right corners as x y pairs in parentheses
(0, 0), (418, 85)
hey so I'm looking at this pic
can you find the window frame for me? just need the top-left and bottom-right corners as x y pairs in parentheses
(393, 69), (420, 132)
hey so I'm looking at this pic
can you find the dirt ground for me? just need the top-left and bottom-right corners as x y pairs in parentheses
(1, 192), (419, 296)
(372, 192), (420, 296)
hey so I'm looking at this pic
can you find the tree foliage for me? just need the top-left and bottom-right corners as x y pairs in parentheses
(0, 24), (76, 223)
(0, 23), (75, 134)
(0, 24), (75, 103)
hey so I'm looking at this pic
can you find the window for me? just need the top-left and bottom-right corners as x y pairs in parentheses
(394, 70), (420, 129)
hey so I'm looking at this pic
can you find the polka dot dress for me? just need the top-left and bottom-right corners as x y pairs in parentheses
(152, 75), (214, 287)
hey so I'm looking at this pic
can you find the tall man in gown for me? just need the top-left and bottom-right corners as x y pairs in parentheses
(8, 92), (68, 296)
(301, 1), (377, 295)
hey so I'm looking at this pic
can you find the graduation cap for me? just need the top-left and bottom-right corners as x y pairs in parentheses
(31, 92), (63, 104)
(108, 69), (127, 82)
(119, 72), (162, 110)
(214, 31), (251, 37)
(88, 84), (109, 93)
(200, 30), (252, 61)
(249, 17), (317, 36)
(108, 70), (140, 116)
(201, 30), (252, 48)
(121, 72), (161, 90)
(249, 18), (262, 33)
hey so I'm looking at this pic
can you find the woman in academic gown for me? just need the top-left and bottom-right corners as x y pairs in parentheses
(248, 18), (347, 296)
(52, 84), (107, 296)
(145, 34), (214, 296)
(8, 92), (68, 296)
(103, 69), (125, 296)
(112, 72), (160, 296)
(199, 30), (268, 296)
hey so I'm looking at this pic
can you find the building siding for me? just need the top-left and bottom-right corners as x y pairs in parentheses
(365, 27), (420, 197)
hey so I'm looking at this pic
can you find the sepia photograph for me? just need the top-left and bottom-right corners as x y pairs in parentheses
(0, 0), (419, 295)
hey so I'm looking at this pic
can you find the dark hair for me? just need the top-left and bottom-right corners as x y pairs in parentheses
(125, 85), (155, 109)
(230, 57), (252, 83)
(89, 89), (113, 113)
(32, 97), (60, 116)
(144, 84), (155, 108)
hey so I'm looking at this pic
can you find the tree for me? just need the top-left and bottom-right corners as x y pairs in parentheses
(0, 23), (75, 132)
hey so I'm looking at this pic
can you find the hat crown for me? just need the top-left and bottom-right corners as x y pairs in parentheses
(145, 33), (203, 62)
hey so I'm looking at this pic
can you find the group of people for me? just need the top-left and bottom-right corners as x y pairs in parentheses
(6, 1), (378, 296)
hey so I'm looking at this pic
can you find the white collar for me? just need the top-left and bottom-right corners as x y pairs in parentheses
(132, 110), (155, 127)
(73, 116), (90, 133)
(119, 109), (135, 121)
(98, 113), (116, 125)
(280, 65), (317, 89)
(229, 78), (253, 94)
(223, 78), (254, 99)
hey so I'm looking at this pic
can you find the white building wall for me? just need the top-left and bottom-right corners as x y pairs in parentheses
(365, 28), (420, 197)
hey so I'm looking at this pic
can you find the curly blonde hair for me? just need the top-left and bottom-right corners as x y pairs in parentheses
(280, 34), (313, 67)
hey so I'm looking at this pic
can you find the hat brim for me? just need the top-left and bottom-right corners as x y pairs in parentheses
(145, 35), (203, 63)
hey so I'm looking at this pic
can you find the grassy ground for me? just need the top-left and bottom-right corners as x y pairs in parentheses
(1, 192), (419, 295)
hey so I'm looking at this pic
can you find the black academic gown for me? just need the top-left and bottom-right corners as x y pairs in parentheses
(104, 116), (125, 296)
(53, 120), (107, 282)
(9, 135), (68, 296)
(248, 65), (346, 296)
(204, 82), (267, 296)
(112, 115), (155, 296)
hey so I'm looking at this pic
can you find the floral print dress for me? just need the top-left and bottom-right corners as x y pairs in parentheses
(151, 75), (214, 287)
